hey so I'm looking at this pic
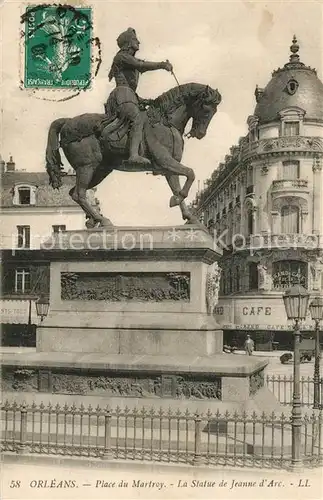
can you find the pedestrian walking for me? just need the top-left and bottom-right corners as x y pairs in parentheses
(244, 334), (254, 355)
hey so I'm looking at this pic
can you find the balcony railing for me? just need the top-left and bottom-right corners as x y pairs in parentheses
(272, 179), (309, 191)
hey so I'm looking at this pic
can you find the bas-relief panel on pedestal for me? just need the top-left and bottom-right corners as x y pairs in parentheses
(1, 367), (222, 400)
(52, 374), (222, 399)
(60, 272), (190, 301)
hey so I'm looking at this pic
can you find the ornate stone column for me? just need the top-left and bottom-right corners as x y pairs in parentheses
(252, 207), (257, 234)
(257, 196), (268, 234)
(300, 210), (309, 233)
(310, 258), (323, 291)
(271, 211), (280, 234)
(257, 261), (272, 291)
(312, 157), (322, 234)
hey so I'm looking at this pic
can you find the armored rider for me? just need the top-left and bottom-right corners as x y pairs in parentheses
(106, 27), (173, 166)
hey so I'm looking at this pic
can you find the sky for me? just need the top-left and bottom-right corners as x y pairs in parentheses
(1, 0), (322, 226)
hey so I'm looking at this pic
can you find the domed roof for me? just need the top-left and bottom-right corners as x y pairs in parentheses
(254, 37), (323, 124)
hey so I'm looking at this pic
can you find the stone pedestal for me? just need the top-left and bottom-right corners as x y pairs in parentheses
(1, 226), (269, 408)
(38, 225), (223, 356)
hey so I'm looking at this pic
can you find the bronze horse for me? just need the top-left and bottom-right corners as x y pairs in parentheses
(45, 83), (221, 227)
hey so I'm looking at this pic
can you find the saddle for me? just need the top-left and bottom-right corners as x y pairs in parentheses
(94, 114), (130, 151)
(94, 97), (154, 151)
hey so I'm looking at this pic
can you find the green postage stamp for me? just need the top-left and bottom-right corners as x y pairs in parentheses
(23, 4), (92, 89)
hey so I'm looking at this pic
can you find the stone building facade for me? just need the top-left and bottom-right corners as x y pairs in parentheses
(193, 38), (323, 350)
(0, 157), (99, 345)
(0, 156), (99, 249)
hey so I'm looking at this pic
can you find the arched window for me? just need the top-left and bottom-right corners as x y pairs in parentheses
(281, 205), (300, 233)
(228, 268), (233, 293)
(220, 270), (225, 294)
(235, 266), (241, 292)
(249, 262), (258, 290)
(272, 261), (307, 289)
(282, 160), (300, 180)
(247, 209), (254, 235)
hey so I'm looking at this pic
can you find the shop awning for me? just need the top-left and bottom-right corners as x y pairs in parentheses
(220, 323), (315, 331)
(0, 299), (38, 324)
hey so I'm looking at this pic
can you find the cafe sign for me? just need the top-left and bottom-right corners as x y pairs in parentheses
(214, 297), (315, 331)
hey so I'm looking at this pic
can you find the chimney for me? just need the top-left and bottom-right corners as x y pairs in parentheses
(6, 156), (15, 172)
(0, 155), (5, 174)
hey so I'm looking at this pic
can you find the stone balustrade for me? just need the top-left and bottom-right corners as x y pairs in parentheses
(272, 179), (309, 191)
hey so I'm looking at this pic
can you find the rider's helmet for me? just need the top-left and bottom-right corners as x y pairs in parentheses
(117, 28), (138, 49)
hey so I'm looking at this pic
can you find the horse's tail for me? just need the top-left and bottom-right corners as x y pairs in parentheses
(45, 118), (68, 189)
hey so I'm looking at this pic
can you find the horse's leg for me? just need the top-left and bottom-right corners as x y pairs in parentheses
(166, 174), (200, 223)
(171, 162), (195, 206)
(64, 136), (114, 228)
(151, 153), (195, 207)
(70, 164), (110, 227)
(163, 157), (195, 207)
(145, 124), (195, 206)
(86, 165), (114, 227)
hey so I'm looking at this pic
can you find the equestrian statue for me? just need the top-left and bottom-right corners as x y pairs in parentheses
(45, 27), (222, 227)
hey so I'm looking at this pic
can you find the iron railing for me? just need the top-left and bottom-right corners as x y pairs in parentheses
(266, 375), (323, 408)
(1, 401), (322, 469)
(272, 179), (309, 190)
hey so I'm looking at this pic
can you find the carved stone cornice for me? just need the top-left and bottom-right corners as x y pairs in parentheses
(232, 234), (323, 255)
(241, 136), (323, 162)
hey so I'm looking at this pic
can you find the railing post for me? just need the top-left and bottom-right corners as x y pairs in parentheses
(102, 405), (112, 460)
(313, 320), (321, 409)
(291, 321), (303, 470)
(19, 402), (28, 454)
(193, 411), (203, 466)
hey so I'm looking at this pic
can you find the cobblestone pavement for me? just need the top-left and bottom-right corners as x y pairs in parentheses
(0, 347), (320, 379)
(234, 351), (321, 378)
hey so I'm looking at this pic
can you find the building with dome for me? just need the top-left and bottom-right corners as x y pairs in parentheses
(193, 37), (323, 350)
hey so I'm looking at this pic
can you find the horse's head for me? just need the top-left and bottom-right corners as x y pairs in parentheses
(189, 86), (222, 139)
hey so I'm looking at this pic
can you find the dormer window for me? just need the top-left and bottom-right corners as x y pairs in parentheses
(278, 107), (305, 137)
(18, 187), (31, 205)
(13, 184), (36, 205)
(284, 121), (300, 136)
(247, 115), (259, 143)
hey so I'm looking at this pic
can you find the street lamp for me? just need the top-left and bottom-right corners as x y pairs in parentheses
(309, 296), (323, 409)
(35, 295), (50, 322)
(283, 285), (310, 470)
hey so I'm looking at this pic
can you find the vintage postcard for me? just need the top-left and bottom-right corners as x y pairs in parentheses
(1, 0), (323, 499)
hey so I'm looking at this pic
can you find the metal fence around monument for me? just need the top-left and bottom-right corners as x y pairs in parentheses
(1, 401), (322, 469)
(265, 375), (323, 407)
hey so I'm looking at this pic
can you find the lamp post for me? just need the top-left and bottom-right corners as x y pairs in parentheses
(283, 285), (310, 470)
(35, 295), (50, 322)
(309, 296), (323, 409)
